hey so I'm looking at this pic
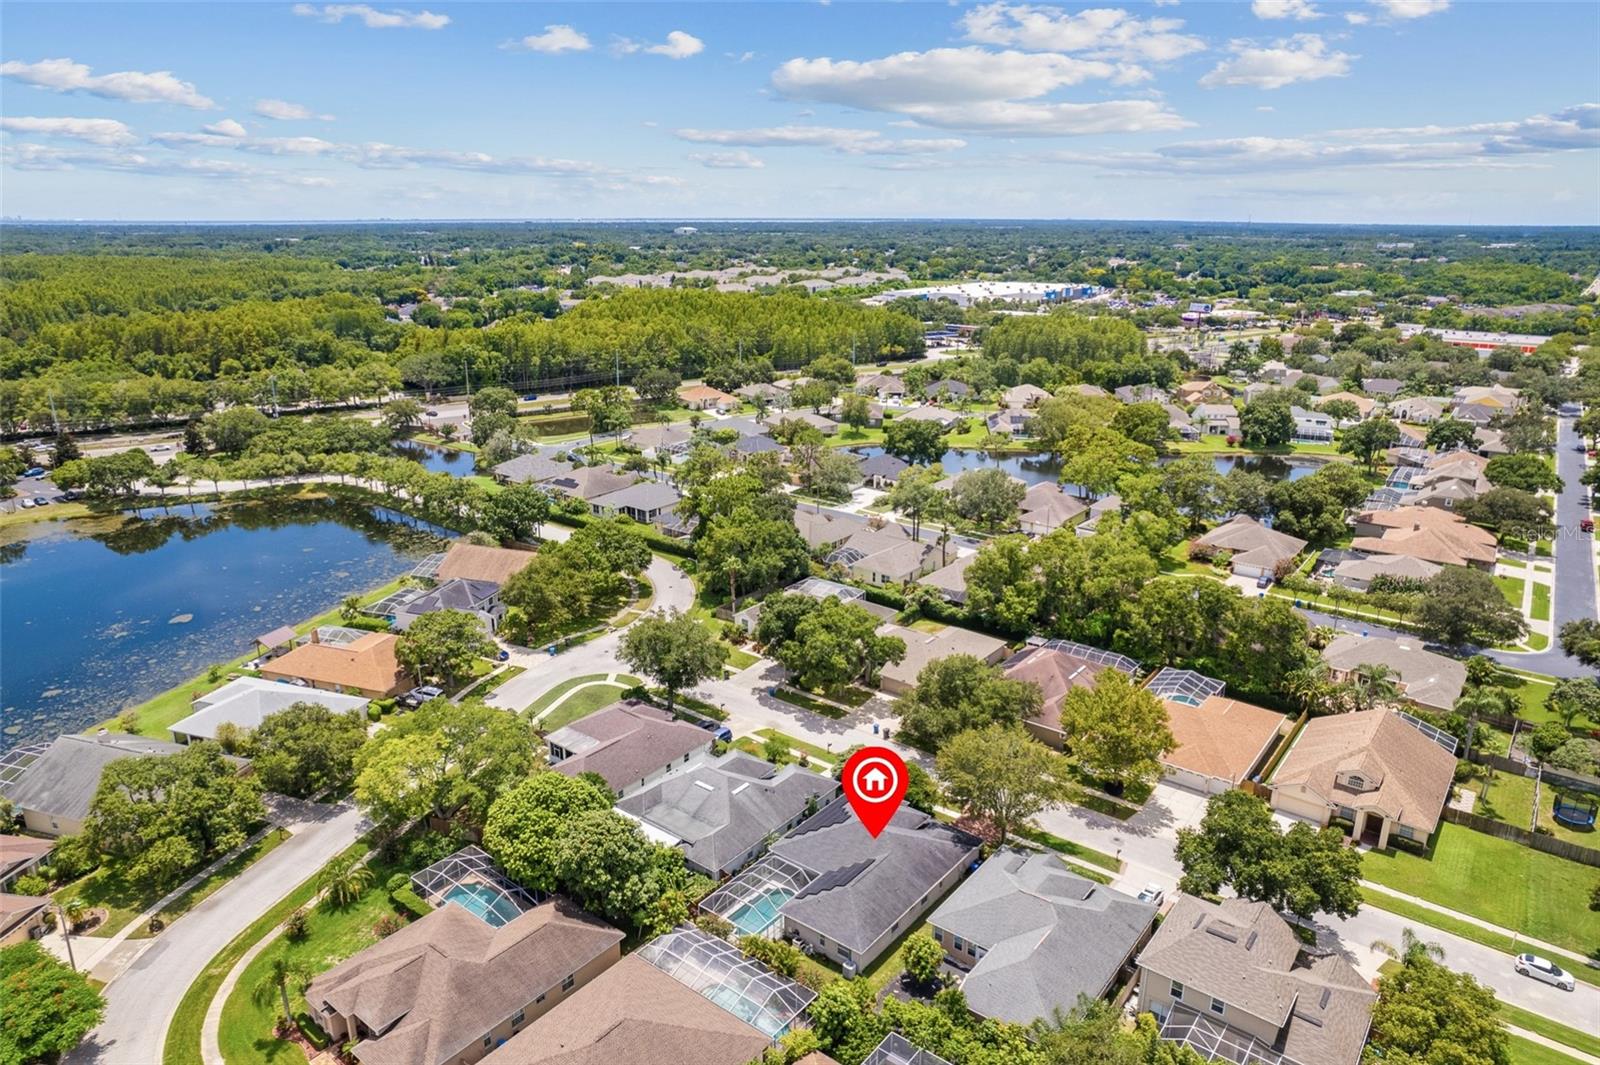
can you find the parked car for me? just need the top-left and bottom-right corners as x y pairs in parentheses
(401, 684), (445, 708)
(23, 467), (45, 478)
(151, 444), (173, 452)
(1515, 953), (1575, 991)
(426, 409), (439, 417)
(32, 497), (50, 506)
(1136, 883), (1165, 906)
(18, 498), (35, 508)
(1255, 573), (1272, 588)
(1582, 519), (1594, 534)
(60, 489), (82, 501)
(522, 394), (539, 402)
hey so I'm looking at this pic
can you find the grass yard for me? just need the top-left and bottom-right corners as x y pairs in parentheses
(130, 829), (291, 939)
(1011, 823), (1122, 872)
(1362, 822), (1600, 957)
(1499, 1003), (1600, 1059)
(773, 687), (851, 719)
(1495, 574), (1527, 609)
(1508, 1034), (1586, 1065)
(1499, 672), (1558, 723)
(753, 728), (838, 764)
(471, 664), (526, 697)
(1531, 583), (1551, 622)
(724, 646), (761, 671)
(53, 864), (166, 940)
(1463, 765), (1600, 848)
(216, 850), (414, 1065)
(525, 673), (640, 728)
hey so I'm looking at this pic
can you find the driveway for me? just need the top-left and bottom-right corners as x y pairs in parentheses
(67, 800), (369, 1065)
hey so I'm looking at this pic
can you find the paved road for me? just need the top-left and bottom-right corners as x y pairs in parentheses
(67, 800), (369, 1065)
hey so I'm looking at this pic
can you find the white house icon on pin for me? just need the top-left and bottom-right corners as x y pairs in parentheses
(862, 767), (889, 793)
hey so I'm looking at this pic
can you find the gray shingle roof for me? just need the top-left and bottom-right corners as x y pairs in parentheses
(1, 734), (188, 824)
(493, 453), (576, 484)
(769, 799), (979, 955)
(931, 849), (1154, 1025)
(589, 481), (682, 512)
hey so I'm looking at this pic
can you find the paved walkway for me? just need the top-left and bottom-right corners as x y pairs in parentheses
(67, 800), (368, 1065)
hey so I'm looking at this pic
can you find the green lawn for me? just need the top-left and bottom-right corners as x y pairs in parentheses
(753, 728), (838, 764)
(1500, 1002), (1600, 1058)
(217, 851), (416, 1065)
(1498, 672), (1558, 723)
(1362, 822), (1600, 957)
(724, 646), (760, 671)
(773, 687), (850, 719)
(472, 664), (526, 697)
(1509, 1034), (1586, 1065)
(131, 829), (291, 939)
(1463, 764), (1600, 847)
(1495, 575), (1527, 609)
(52, 865), (166, 940)
(1011, 823), (1123, 873)
(1531, 583), (1552, 622)
(525, 674), (640, 728)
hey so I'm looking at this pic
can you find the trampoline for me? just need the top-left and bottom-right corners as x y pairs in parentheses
(1553, 795), (1598, 829)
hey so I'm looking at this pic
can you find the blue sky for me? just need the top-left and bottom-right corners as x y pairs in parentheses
(2, 1), (1596, 223)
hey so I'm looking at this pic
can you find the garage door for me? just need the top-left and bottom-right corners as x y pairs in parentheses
(1163, 766), (1229, 795)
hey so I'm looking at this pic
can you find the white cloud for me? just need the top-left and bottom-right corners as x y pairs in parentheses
(1370, 0), (1449, 18)
(690, 150), (765, 169)
(959, 3), (1204, 66)
(291, 4), (449, 30)
(771, 47), (1188, 135)
(1252, 0), (1323, 20)
(676, 125), (966, 156)
(1344, 11), (1371, 23)
(203, 119), (248, 138)
(254, 99), (335, 121)
(507, 25), (591, 54)
(0, 116), (137, 146)
(614, 30), (705, 60)
(0, 57), (215, 109)
(1200, 35), (1354, 89)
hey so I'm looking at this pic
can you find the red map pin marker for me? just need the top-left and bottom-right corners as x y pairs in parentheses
(841, 746), (908, 839)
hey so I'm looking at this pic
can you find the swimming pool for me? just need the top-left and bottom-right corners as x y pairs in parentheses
(706, 985), (789, 1038)
(443, 882), (525, 927)
(728, 887), (794, 936)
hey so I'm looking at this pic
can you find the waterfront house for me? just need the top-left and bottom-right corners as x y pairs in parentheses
(0, 733), (192, 837)
(1190, 515), (1307, 580)
(169, 677), (369, 744)
(259, 631), (410, 698)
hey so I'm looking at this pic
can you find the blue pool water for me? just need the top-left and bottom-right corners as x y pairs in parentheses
(443, 882), (525, 927)
(728, 888), (795, 936)
(706, 985), (789, 1037)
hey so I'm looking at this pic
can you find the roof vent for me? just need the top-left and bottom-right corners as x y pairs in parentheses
(1245, 931), (1258, 951)
(694, 781), (716, 792)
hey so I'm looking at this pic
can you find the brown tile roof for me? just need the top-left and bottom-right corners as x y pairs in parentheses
(259, 632), (407, 695)
(1005, 645), (1125, 738)
(876, 623), (1008, 690)
(435, 543), (535, 585)
(1161, 696), (1284, 786)
(1193, 515), (1307, 569)
(1270, 709), (1457, 834)
(305, 899), (623, 1065)
(677, 384), (738, 404)
(1352, 506), (1496, 567)
(0, 834), (55, 872)
(481, 953), (770, 1065)
(547, 701), (711, 792)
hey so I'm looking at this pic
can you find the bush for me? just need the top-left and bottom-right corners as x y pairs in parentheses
(386, 872), (410, 895)
(49, 834), (96, 881)
(391, 887), (432, 919)
(13, 873), (50, 896)
(295, 1013), (331, 1050)
(737, 934), (803, 977)
(117, 708), (141, 733)
(902, 931), (946, 988)
(284, 907), (309, 941)
(367, 705), (382, 722)
(694, 913), (735, 939)
(373, 698), (396, 716)
(399, 830), (461, 870)
(373, 913), (408, 938)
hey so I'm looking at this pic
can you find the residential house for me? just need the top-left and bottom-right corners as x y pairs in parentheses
(1350, 506), (1497, 569)
(1320, 634), (1466, 713)
(1191, 515), (1307, 580)
(843, 537), (938, 587)
(540, 467), (640, 504)
(733, 576), (893, 634)
(1362, 377), (1403, 398)
(169, 677), (369, 744)
(986, 408), (1032, 439)
(1320, 391), (1377, 422)
(765, 410), (840, 436)
(732, 433), (786, 458)
(1329, 553), (1442, 593)
(858, 453), (909, 488)
(876, 623), (1008, 696)
(858, 373), (907, 403)
(764, 798), (981, 970)
(1018, 482), (1089, 535)
(833, 397), (885, 427)
(1241, 381), (1282, 404)
(1076, 494), (1123, 536)
(1191, 403), (1240, 438)
(1307, 374), (1342, 395)
(734, 382), (785, 404)
(863, 1034), (951, 1065)
(678, 384), (740, 413)
(1001, 383), (1051, 409)
(0, 894), (50, 946)
(1453, 384), (1521, 410)
(1138, 897), (1375, 1065)
(0, 734), (191, 837)
(1269, 708), (1457, 848)
(478, 952), (772, 1065)
(433, 542), (535, 585)
(305, 900), (623, 1065)
(1258, 360), (1291, 382)
(1164, 403), (1200, 441)
(259, 631), (410, 698)
(928, 849), (1156, 1026)
(897, 406), (964, 428)
(546, 700), (712, 798)
(1474, 428), (1510, 456)
(1160, 696), (1285, 795)
(628, 423), (694, 457)
(916, 552), (976, 605)
(1001, 640), (1142, 750)
(792, 508), (872, 551)
(491, 453), (576, 487)
(615, 752), (839, 878)
(1175, 380), (1228, 405)
(1115, 384), (1169, 405)
(1290, 406), (1334, 444)
(1403, 454), (1490, 510)
(588, 480), (683, 524)
(1390, 397), (1445, 424)
(925, 380), (971, 403)
(390, 578), (505, 634)
(0, 836), (53, 892)
(1066, 383), (1108, 399)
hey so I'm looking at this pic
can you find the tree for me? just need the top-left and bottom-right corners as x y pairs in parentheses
(1546, 676), (1600, 729)
(1366, 933), (1510, 1065)
(1559, 618), (1600, 667)
(1057, 671), (1175, 794)
(1035, 999), (1208, 1065)
(1483, 452), (1563, 494)
(1456, 487), (1553, 538)
(1158, 456), (1227, 534)
(1175, 791), (1362, 921)
(936, 724), (1071, 846)
(1267, 463), (1372, 545)
(483, 772), (614, 893)
(382, 397), (425, 434)
(249, 702), (368, 798)
(396, 609), (496, 687)
(316, 851), (373, 907)
(884, 418), (949, 465)
(1339, 416), (1401, 466)
(203, 407), (272, 453)
(886, 464), (948, 538)
(948, 468), (1026, 530)
(838, 392), (873, 433)
(1057, 426), (1154, 497)
(553, 809), (698, 935)
(1110, 402), (1172, 450)
(354, 699), (532, 831)
(898, 654), (1043, 751)
(774, 597), (905, 692)
(1240, 397), (1293, 446)
(252, 953), (314, 1027)
(633, 367), (682, 407)
(53, 432), (83, 466)
(1414, 567), (1527, 648)
(0, 941), (106, 1065)
(1319, 398), (1361, 424)
(699, 506), (808, 611)
(573, 386), (632, 448)
(790, 380), (838, 413)
(478, 483), (549, 543)
(1425, 417), (1481, 452)
(1525, 721), (1571, 763)
(618, 609), (728, 708)
(1335, 662), (1402, 713)
(901, 931), (945, 988)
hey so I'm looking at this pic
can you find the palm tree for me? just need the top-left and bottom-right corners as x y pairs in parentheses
(63, 896), (89, 932)
(253, 953), (314, 1027)
(316, 854), (372, 907)
(1285, 662), (1338, 715)
(339, 595), (363, 623)
(1342, 664), (1402, 712)
(1371, 928), (1445, 967)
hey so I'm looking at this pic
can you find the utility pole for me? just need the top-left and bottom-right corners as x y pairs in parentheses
(269, 375), (278, 416)
(48, 393), (60, 435)
(463, 357), (472, 397)
(614, 351), (620, 388)
(56, 904), (77, 972)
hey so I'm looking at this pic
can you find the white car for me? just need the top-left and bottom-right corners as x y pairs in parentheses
(1515, 953), (1575, 991)
(1136, 883), (1165, 907)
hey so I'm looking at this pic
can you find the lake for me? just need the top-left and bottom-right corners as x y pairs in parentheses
(393, 440), (478, 476)
(0, 497), (446, 745)
(850, 447), (1323, 490)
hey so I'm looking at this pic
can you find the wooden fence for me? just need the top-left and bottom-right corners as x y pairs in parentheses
(1441, 807), (1600, 868)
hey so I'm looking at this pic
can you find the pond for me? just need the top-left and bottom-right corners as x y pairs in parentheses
(393, 440), (478, 477)
(850, 447), (1323, 490)
(0, 497), (447, 745)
